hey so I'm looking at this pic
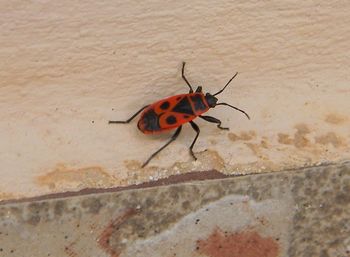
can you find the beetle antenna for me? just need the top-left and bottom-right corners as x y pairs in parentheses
(216, 102), (250, 120)
(213, 72), (238, 96)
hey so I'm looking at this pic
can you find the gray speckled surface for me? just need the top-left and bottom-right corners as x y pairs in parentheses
(0, 162), (349, 257)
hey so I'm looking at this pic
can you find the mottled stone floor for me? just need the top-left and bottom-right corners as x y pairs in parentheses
(0, 162), (349, 257)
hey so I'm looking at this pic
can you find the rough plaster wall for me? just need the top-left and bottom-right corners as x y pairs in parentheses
(0, 0), (349, 199)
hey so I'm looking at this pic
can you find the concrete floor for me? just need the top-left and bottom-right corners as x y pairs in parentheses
(0, 162), (349, 257)
(1, 0), (350, 200)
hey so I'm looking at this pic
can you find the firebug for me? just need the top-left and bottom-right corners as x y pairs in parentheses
(109, 62), (250, 167)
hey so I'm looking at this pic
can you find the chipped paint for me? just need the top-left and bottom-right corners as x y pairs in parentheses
(228, 131), (256, 142)
(315, 132), (345, 148)
(245, 142), (265, 158)
(124, 160), (142, 171)
(36, 164), (120, 190)
(324, 113), (347, 125)
(123, 150), (226, 186)
(0, 192), (18, 202)
(121, 128), (341, 187)
(277, 134), (293, 145)
(220, 122), (350, 174)
(277, 124), (312, 148)
(293, 123), (311, 148)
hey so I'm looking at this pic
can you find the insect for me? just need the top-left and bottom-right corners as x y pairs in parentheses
(109, 62), (250, 167)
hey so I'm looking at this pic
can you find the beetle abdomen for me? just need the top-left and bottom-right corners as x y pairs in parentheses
(137, 109), (161, 133)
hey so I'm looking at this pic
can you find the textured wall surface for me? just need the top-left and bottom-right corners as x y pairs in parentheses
(0, 1), (349, 199)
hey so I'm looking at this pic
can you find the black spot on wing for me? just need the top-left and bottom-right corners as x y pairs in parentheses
(166, 115), (177, 125)
(172, 96), (194, 115)
(190, 94), (207, 111)
(160, 101), (170, 110)
(140, 109), (161, 131)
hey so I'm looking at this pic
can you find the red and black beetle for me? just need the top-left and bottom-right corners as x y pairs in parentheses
(109, 62), (250, 167)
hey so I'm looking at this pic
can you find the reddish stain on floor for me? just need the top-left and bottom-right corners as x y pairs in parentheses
(196, 229), (279, 257)
(64, 241), (78, 257)
(97, 208), (138, 257)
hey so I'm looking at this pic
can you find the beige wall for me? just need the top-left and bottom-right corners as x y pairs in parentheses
(1, 0), (349, 200)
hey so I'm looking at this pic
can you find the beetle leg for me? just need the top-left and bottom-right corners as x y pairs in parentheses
(182, 62), (194, 93)
(109, 105), (150, 124)
(199, 115), (229, 130)
(195, 86), (202, 93)
(189, 121), (200, 161)
(142, 125), (182, 168)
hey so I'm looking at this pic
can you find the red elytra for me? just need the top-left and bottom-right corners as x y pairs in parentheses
(138, 93), (210, 134)
(109, 62), (250, 167)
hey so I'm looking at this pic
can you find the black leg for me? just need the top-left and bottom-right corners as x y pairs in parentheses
(195, 86), (202, 93)
(182, 62), (194, 93)
(199, 115), (229, 130)
(142, 126), (182, 168)
(189, 121), (200, 161)
(109, 105), (149, 124)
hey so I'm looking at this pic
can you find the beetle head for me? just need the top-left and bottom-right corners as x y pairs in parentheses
(205, 93), (218, 108)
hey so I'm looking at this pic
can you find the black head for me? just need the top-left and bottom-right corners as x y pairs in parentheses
(205, 93), (218, 108)
(204, 71), (238, 108)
